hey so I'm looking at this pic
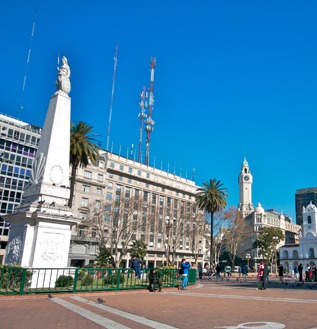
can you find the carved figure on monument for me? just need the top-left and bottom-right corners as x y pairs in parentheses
(24, 153), (46, 196)
(56, 56), (71, 94)
(40, 234), (63, 266)
(6, 236), (22, 265)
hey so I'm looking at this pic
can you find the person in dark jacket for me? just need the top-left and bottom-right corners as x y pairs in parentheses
(298, 263), (303, 282)
(278, 265), (284, 281)
(198, 264), (203, 280)
(148, 269), (162, 292)
(216, 263), (222, 280)
(131, 256), (143, 279)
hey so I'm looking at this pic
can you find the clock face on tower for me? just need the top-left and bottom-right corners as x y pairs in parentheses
(244, 175), (249, 181)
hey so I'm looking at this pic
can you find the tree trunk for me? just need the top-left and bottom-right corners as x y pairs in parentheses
(210, 212), (214, 266)
(68, 164), (77, 208)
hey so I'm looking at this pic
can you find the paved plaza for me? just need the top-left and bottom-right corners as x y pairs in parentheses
(1, 277), (317, 329)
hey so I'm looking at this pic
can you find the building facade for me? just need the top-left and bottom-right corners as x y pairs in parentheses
(1, 113), (206, 268)
(0, 114), (41, 263)
(0, 220), (10, 265)
(0, 114), (41, 214)
(237, 158), (300, 269)
(69, 151), (208, 268)
(280, 201), (317, 273)
(295, 187), (317, 225)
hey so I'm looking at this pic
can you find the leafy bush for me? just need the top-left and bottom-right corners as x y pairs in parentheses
(55, 275), (74, 288)
(0, 266), (32, 290)
(81, 274), (93, 286)
(103, 273), (125, 285)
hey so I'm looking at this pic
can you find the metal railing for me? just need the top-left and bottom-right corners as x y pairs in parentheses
(0, 266), (196, 295)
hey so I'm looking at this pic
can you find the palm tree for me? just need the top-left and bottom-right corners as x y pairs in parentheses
(196, 179), (228, 266)
(129, 239), (148, 261)
(69, 121), (99, 207)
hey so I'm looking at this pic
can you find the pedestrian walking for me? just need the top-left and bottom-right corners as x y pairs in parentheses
(304, 264), (309, 282)
(180, 258), (191, 290)
(216, 263), (222, 280)
(241, 264), (248, 282)
(298, 263), (303, 282)
(313, 265), (317, 282)
(257, 261), (265, 290)
(278, 264), (284, 281)
(198, 264), (203, 280)
(294, 265), (299, 280)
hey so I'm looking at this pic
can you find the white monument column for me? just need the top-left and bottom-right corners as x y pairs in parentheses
(4, 56), (79, 270)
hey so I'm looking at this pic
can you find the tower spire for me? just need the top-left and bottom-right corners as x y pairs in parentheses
(137, 86), (147, 163)
(106, 45), (118, 151)
(144, 57), (156, 166)
(238, 157), (254, 217)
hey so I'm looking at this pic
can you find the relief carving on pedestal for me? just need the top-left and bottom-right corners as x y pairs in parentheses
(39, 234), (63, 266)
(6, 236), (22, 265)
(49, 165), (64, 185)
(30, 152), (46, 184)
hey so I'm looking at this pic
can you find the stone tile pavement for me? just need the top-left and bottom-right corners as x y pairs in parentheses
(1, 278), (317, 329)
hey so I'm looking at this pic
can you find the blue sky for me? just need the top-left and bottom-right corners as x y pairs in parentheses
(1, 0), (317, 220)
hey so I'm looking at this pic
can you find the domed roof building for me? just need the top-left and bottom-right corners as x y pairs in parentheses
(237, 158), (301, 271)
(280, 201), (317, 273)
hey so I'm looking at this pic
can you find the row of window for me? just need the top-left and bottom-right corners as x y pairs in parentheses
(82, 184), (102, 195)
(107, 177), (190, 199)
(0, 202), (14, 213)
(0, 126), (40, 146)
(283, 249), (315, 259)
(109, 161), (194, 192)
(0, 176), (28, 190)
(105, 188), (194, 210)
(0, 140), (37, 156)
(0, 190), (22, 202)
(1, 164), (31, 178)
(81, 170), (192, 201)
(0, 152), (33, 168)
(80, 198), (101, 209)
(83, 170), (104, 182)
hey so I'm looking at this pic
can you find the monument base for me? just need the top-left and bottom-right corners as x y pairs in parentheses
(4, 210), (78, 268)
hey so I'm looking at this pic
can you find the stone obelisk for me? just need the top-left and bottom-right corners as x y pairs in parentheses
(4, 56), (78, 269)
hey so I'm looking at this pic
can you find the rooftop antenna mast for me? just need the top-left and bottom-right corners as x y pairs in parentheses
(20, 15), (36, 110)
(106, 45), (118, 151)
(137, 86), (147, 162)
(144, 57), (156, 166)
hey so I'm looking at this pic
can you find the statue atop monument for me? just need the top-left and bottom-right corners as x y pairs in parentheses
(56, 56), (71, 94)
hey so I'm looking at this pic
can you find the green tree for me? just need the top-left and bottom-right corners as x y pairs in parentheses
(196, 179), (228, 265)
(129, 239), (147, 260)
(216, 206), (248, 268)
(96, 248), (115, 268)
(69, 121), (99, 207)
(252, 227), (284, 266)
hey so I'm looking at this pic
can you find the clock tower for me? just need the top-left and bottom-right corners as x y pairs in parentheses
(238, 157), (254, 217)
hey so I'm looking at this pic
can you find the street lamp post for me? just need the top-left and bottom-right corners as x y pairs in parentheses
(273, 236), (279, 275)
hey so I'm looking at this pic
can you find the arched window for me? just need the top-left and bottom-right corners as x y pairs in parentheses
(309, 248), (314, 258)
(244, 168), (247, 174)
(283, 250), (289, 259)
(308, 216), (312, 224)
(292, 250), (298, 259)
